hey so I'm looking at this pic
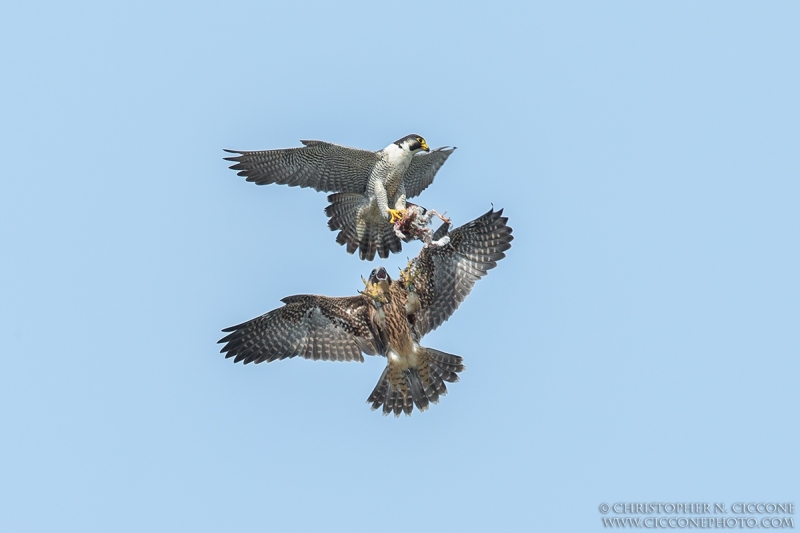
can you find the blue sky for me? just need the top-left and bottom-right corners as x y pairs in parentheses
(1, 1), (798, 531)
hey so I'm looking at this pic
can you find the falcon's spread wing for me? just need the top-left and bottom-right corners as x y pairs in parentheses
(218, 295), (381, 364)
(223, 140), (380, 193)
(405, 208), (513, 337)
(403, 147), (457, 198)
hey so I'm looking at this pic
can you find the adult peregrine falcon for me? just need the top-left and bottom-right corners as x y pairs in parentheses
(218, 209), (513, 415)
(224, 134), (456, 261)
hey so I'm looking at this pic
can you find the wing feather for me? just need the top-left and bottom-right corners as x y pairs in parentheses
(406, 208), (513, 336)
(223, 140), (379, 193)
(403, 147), (456, 198)
(218, 295), (381, 364)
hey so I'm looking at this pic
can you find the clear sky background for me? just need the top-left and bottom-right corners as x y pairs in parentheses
(1, 1), (798, 531)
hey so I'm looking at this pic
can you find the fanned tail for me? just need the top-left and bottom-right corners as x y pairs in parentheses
(326, 193), (402, 261)
(367, 348), (465, 416)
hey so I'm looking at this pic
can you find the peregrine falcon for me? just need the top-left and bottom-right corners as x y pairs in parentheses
(224, 134), (456, 260)
(218, 209), (513, 416)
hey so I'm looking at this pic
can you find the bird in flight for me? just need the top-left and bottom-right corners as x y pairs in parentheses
(224, 134), (456, 260)
(218, 208), (513, 416)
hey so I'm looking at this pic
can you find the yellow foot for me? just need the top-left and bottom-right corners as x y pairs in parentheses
(387, 208), (405, 224)
(399, 260), (417, 285)
(359, 276), (388, 303)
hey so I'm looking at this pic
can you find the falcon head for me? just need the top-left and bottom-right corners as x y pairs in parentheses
(368, 266), (392, 286)
(395, 134), (430, 153)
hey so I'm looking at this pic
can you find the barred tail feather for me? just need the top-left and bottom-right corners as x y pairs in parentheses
(358, 222), (378, 262)
(367, 348), (464, 416)
(426, 348), (465, 385)
(379, 220), (402, 258)
(326, 193), (401, 261)
(325, 192), (365, 256)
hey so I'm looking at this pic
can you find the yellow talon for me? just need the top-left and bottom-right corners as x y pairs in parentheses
(400, 260), (416, 285)
(388, 208), (405, 224)
(359, 277), (388, 303)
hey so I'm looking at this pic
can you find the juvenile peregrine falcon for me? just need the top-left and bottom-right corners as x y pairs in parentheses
(224, 134), (456, 260)
(218, 209), (513, 416)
